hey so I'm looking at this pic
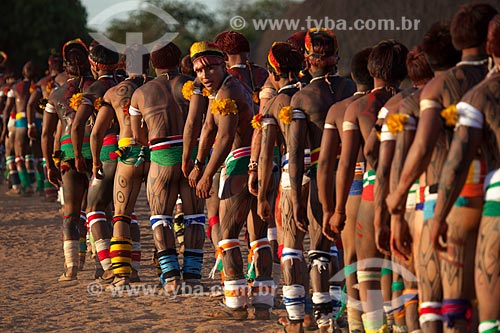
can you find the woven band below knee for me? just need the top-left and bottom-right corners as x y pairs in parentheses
(131, 241), (141, 271)
(247, 238), (271, 278)
(281, 247), (303, 264)
(157, 248), (180, 284)
(393, 325), (409, 333)
(63, 240), (79, 268)
(224, 278), (248, 309)
(330, 245), (339, 258)
(87, 211), (107, 230)
(131, 212), (138, 224)
(208, 239), (240, 279)
(442, 299), (472, 328)
(95, 238), (112, 270)
(150, 215), (173, 230)
(110, 237), (132, 276)
(112, 214), (131, 225)
(381, 266), (392, 277)
(312, 292), (333, 328)
(309, 250), (331, 274)
(478, 319), (499, 333)
(184, 214), (205, 228)
(403, 288), (419, 309)
(419, 302), (443, 326)
(206, 216), (219, 239)
(251, 279), (275, 308)
(183, 248), (203, 281)
(283, 284), (306, 322)
(357, 270), (381, 283)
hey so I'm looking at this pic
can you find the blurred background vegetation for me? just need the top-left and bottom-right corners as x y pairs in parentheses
(1, 0), (498, 77)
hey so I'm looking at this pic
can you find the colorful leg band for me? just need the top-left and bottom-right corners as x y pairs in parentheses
(309, 250), (331, 273)
(281, 247), (303, 264)
(392, 281), (405, 292)
(330, 245), (339, 258)
(131, 213), (138, 224)
(150, 215), (173, 230)
(393, 325), (409, 333)
(184, 214), (205, 227)
(110, 237), (132, 277)
(402, 289), (419, 308)
(312, 292), (334, 329)
(87, 211), (107, 230)
(131, 241), (141, 271)
(357, 270), (381, 283)
(247, 238), (271, 280)
(157, 248), (180, 284)
(283, 284), (306, 322)
(478, 320), (499, 333)
(183, 248), (203, 281)
(95, 238), (112, 270)
(442, 299), (472, 328)
(419, 302), (443, 326)
(209, 239), (239, 279)
(347, 301), (364, 332)
(35, 170), (44, 191)
(62, 214), (79, 239)
(381, 267), (392, 277)
(63, 240), (79, 268)
(251, 279), (275, 308)
(112, 214), (131, 225)
(206, 215), (219, 239)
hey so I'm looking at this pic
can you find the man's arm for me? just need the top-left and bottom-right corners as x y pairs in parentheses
(1, 94), (14, 142)
(257, 116), (278, 220)
(333, 103), (362, 233)
(317, 106), (341, 238)
(431, 100), (483, 251)
(41, 99), (61, 187)
(71, 90), (96, 173)
(182, 92), (208, 177)
(90, 92), (115, 179)
(387, 106), (442, 214)
(27, 87), (42, 139)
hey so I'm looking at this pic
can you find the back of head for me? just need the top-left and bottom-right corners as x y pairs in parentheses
(62, 38), (90, 76)
(123, 43), (150, 75)
(368, 39), (408, 84)
(151, 42), (182, 70)
(351, 47), (373, 86)
(421, 21), (461, 71)
(48, 53), (63, 73)
(451, 3), (498, 50)
(89, 44), (119, 71)
(304, 28), (339, 69)
(286, 31), (307, 55)
(487, 14), (500, 58)
(406, 45), (434, 86)
(214, 31), (250, 55)
(180, 55), (195, 77)
(267, 42), (304, 78)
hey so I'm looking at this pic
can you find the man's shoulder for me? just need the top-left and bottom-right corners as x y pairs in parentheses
(462, 72), (500, 110)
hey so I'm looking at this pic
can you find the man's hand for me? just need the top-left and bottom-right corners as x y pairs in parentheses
(248, 170), (258, 196)
(386, 190), (406, 215)
(257, 199), (272, 221)
(374, 222), (391, 257)
(188, 165), (202, 188)
(75, 155), (87, 174)
(28, 126), (37, 140)
(182, 159), (194, 179)
(390, 214), (412, 261)
(293, 204), (308, 233)
(47, 165), (62, 188)
(93, 162), (104, 180)
(196, 175), (213, 199)
(322, 211), (337, 241)
(430, 217), (448, 252)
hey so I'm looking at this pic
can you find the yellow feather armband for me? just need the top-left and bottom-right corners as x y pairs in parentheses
(278, 106), (292, 124)
(251, 113), (263, 130)
(182, 80), (209, 101)
(441, 104), (457, 127)
(69, 93), (84, 111)
(386, 114), (408, 135)
(210, 98), (238, 116)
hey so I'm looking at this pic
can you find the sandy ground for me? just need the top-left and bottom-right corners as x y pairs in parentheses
(0, 184), (291, 333)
